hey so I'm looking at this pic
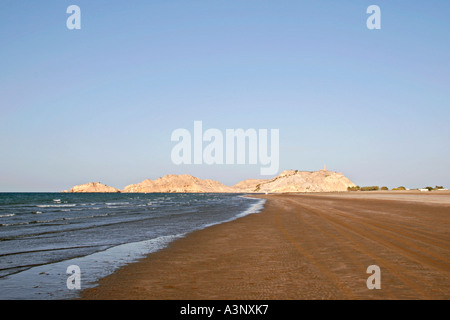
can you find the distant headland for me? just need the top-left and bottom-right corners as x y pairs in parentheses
(63, 167), (356, 193)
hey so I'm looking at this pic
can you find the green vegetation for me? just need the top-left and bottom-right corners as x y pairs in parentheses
(360, 186), (379, 191)
(421, 186), (446, 191)
(347, 185), (447, 192)
(348, 186), (382, 191)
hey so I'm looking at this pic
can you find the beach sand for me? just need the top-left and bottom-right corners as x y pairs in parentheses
(80, 192), (450, 300)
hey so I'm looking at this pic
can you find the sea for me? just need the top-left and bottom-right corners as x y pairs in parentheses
(0, 192), (265, 300)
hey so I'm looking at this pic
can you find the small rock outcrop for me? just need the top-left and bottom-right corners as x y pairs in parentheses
(69, 182), (121, 193)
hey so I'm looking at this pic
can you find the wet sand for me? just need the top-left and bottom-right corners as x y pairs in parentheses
(80, 192), (450, 300)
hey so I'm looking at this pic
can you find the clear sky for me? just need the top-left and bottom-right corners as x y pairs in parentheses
(1, 0), (449, 191)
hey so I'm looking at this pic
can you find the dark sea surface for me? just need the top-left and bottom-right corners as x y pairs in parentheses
(0, 192), (265, 299)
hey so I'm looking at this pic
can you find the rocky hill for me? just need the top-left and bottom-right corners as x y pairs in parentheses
(231, 179), (267, 192)
(235, 169), (355, 193)
(68, 182), (121, 193)
(122, 174), (235, 193)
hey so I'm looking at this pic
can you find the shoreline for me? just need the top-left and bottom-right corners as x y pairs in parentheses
(80, 192), (450, 300)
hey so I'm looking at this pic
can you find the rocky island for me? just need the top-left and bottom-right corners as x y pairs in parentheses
(66, 182), (121, 193)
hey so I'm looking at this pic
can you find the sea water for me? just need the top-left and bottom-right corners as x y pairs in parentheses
(0, 193), (265, 299)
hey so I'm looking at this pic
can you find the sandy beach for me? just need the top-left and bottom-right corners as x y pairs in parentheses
(80, 192), (450, 300)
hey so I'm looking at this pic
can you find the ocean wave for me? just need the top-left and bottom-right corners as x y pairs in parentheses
(105, 202), (130, 206)
(0, 214), (15, 218)
(58, 214), (109, 222)
(1, 221), (30, 227)
(1, 213), (110, 227)
(234, 198), (266, 218)
(201, 198), (266, 229)
(37, 204), (76, 208)
(106, 206), (130, 209)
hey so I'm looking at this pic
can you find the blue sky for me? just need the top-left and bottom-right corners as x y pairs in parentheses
(1, 0), (449, 191)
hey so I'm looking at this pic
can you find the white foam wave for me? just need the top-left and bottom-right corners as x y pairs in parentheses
(234, 198), (266, 218)
(202, 198), (266, 229)
(0, 213), (15, 218)
(37, 204), (76, 208)
(105, 202), (129, 206)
